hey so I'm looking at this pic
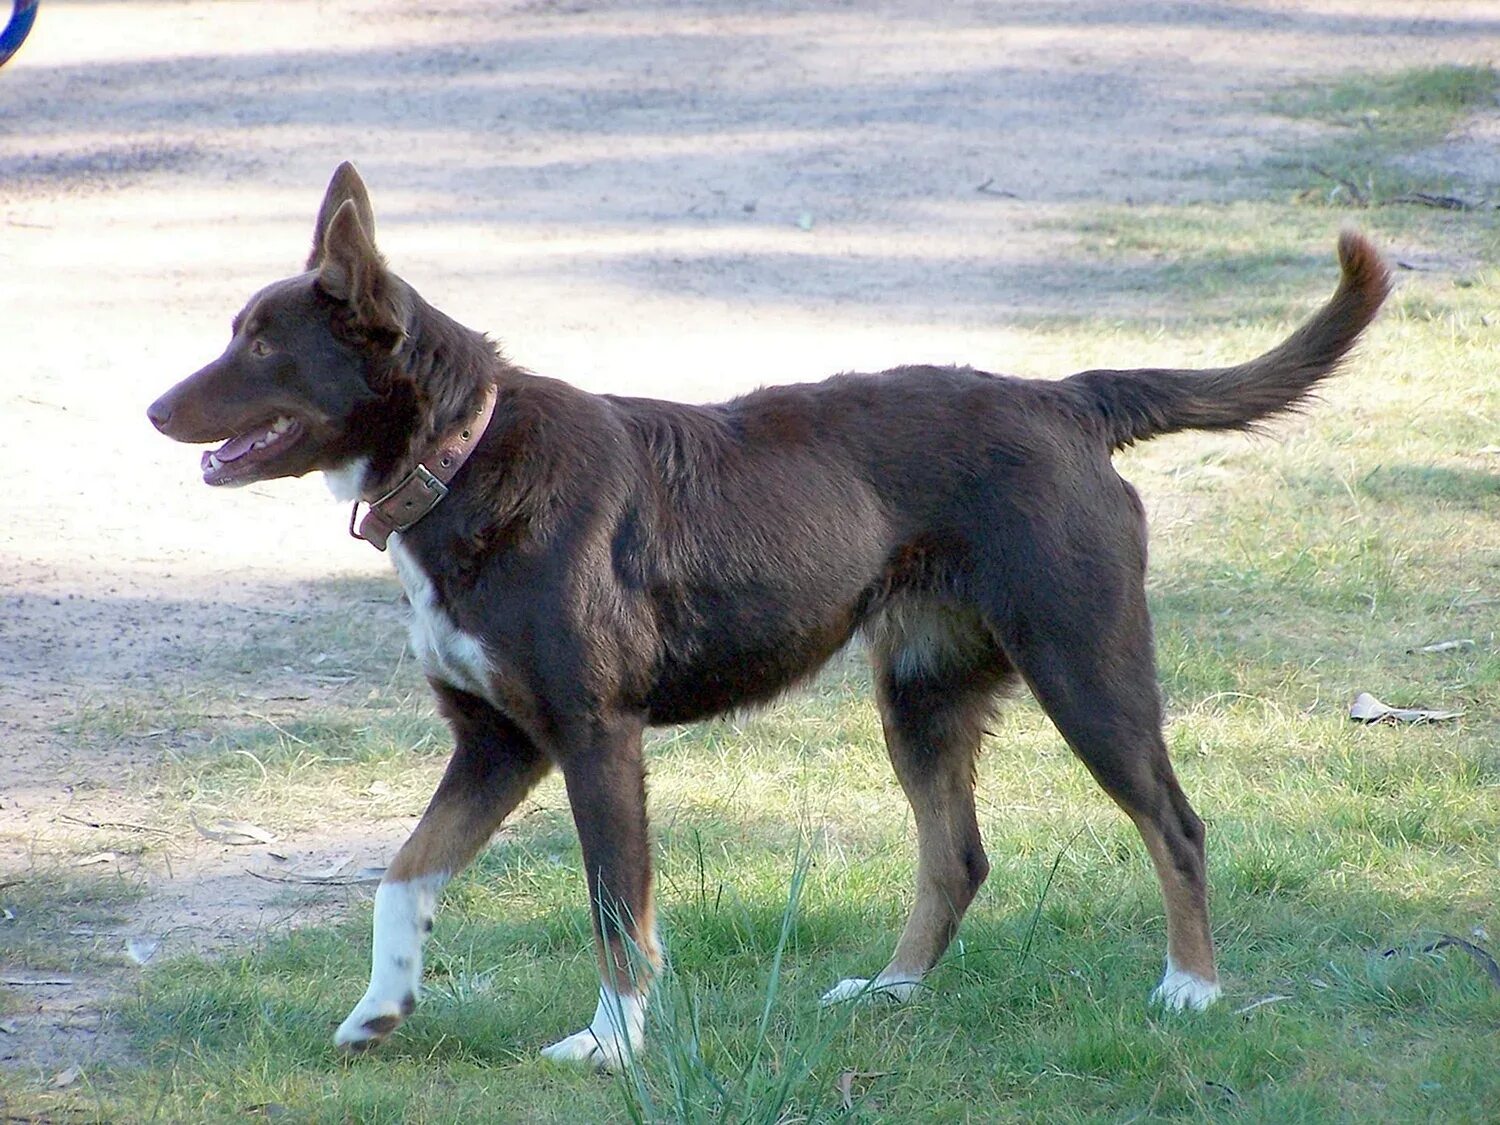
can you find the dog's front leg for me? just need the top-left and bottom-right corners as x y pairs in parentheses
(540, 722), (659, 1070)
(336, 688), (551, 1052)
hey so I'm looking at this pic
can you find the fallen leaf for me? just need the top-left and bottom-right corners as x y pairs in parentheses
(246, 861), (384, 886)
(295, 854), (352, 880)
(1409, 639), (1475, 654)
(1, 977), (74, 986)
(50, 1065), (82, 1088)
(74, 851), (116, 867)
(1349, 692), (1462, 724)
(191, 812), (277, 846)
(0, 1020), (17, 1034)
(126, 936), (161, 965)
(836, 1070), (892, 1111)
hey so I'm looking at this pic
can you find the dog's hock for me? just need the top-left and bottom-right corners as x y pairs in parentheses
(539, 987), (646, 1071)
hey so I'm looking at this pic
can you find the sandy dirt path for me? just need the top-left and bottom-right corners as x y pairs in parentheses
(1, 0), (1495, 1077)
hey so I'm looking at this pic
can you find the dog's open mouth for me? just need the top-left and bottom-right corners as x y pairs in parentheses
(201, 416), (304, 486)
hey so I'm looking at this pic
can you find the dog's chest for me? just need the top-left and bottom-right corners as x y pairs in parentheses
(389, 537), (494, 701)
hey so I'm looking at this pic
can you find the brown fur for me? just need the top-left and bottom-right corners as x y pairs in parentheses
(148, 164), (1390, 1051)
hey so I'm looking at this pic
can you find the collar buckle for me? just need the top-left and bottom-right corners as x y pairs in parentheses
(409, 462), (448, 500)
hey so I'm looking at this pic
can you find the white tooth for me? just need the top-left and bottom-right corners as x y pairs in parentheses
(209, 453), (222, 470)
(272, 416), (293, 433)
(264, 429), (280, 444)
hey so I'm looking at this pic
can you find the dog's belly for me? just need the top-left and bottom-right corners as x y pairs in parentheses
(643, 609), (860, 725)
(390, 536), (495, 701)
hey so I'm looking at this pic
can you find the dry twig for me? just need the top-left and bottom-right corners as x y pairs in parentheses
(1309, 165), (1367, 206)
(1388, 191), (1477, 211)
(1381, 934), (1500, 989)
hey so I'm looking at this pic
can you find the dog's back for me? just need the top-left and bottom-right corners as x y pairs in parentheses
(529, 233), (1389, 726)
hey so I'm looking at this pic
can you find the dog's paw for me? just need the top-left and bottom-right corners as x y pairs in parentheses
(540, 1027), (629, 1071)
(1151, 966), (1221, 1012)
(819, 976), (919, 1006)
(334, 990), (415, 1052)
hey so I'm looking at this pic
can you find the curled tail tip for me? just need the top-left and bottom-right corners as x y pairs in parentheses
(1337, 229), (1393, 310)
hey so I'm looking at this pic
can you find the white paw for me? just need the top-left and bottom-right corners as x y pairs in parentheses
(540, 1026), (629, 1070)
(334, 989), (415, 1051)
(540, 986), (645, 1071)
(819, 975), (919, 1006)
(1151, 965), (1221, 1011)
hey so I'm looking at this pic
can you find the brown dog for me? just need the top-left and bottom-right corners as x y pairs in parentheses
(148, 164), (1389, 1066)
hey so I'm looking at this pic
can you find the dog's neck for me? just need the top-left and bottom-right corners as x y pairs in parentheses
(325, 298), (505, 535)
(348, 380), (497, 550)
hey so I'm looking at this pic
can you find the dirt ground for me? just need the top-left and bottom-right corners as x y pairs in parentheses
(1, 0), (1496, 1081)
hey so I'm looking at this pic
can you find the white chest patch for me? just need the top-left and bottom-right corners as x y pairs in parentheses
(323, 457), (370, 502)
(389, 536), (495, 701)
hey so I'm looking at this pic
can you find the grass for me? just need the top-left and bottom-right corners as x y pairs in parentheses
(8, 63), (1500, 1122)
(0, 871), (142, 979)
(1267, 63), (1498, 205)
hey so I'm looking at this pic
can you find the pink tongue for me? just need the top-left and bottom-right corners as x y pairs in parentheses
(214, 428), (265, 463)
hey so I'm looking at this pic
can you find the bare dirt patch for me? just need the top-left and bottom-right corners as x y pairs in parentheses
(1, 0), (1496, 1081)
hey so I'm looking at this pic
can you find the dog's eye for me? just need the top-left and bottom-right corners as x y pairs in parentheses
(250, 338), (273, 358)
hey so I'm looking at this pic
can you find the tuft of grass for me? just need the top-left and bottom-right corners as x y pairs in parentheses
(615, 848), (860, 1124)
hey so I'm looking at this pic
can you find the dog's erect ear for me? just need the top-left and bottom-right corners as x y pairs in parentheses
(308, 161), (377, 271)
(317, 200), (407, 345)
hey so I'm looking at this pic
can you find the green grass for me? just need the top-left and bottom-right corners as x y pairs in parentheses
(99, 675), (1500, 1122)
(11, 64), (1500, 1122)
(1267, 63), (1498, 205)
(1273, 64), (1497, 140)
(0, 871), (143, 980)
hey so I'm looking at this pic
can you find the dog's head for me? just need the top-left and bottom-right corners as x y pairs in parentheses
(147, 163), (412, 487)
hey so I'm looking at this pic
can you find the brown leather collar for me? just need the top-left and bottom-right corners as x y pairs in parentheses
(349, 383), (497, 551)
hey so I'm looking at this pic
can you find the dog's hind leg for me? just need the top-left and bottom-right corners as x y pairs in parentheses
(540, 719), (660, 1070)
(823, 612), (1012, 1005)
(335, 686), (551, 1052)
(999, 562), (1221, 1011)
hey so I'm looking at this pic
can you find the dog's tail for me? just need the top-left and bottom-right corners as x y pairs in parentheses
(1066, 232), (1391, 451)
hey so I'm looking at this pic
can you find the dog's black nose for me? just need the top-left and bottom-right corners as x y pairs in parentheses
(147, 397), (173, 432)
